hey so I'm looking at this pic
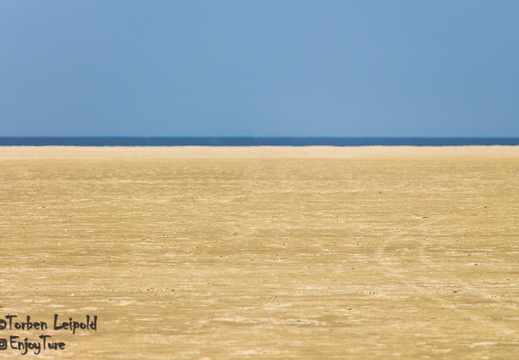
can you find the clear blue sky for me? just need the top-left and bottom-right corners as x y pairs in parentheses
(1, 0), (518, 137)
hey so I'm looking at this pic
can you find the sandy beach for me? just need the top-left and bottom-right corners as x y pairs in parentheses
(0, 146), (518, 359)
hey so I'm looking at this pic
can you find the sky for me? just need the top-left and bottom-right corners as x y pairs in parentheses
(1, 0), (518, 137)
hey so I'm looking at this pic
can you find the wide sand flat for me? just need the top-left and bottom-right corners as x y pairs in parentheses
(0, 146), (518, 359)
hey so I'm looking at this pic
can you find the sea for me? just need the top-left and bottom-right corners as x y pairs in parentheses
(0, 137), (518, 147)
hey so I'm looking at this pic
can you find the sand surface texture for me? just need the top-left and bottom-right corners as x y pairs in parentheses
(0, 146), (518, 359)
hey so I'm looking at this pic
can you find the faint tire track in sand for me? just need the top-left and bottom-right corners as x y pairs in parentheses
(416, 240), (519, 312)
(374, 238), (518, 337)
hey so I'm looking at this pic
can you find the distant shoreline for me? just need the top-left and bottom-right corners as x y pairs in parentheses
(1, 137), (519, 147)
(1, 145), (518, 161)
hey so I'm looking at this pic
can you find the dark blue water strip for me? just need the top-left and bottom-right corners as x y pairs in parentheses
(0, 137), (518, 146)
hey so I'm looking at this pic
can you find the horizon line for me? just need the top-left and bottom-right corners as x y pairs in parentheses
(2, 136), (519, 139)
